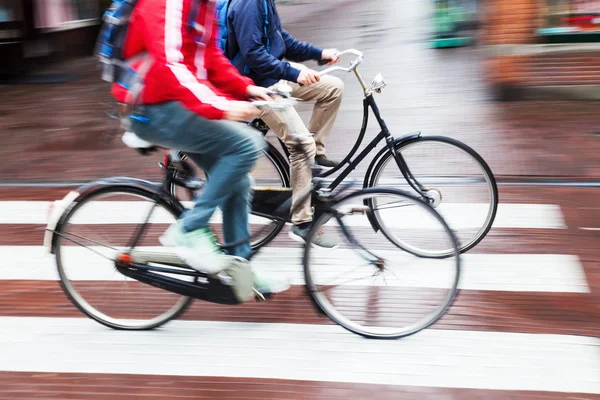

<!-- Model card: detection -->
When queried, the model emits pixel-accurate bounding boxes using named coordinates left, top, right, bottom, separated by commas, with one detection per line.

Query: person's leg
left=260, top=97, right=315, bottom=227
left=175, top=152, right=290, bottom=294
left=131, top=101, right=264, bottom=272
left=184, top=153, right=253, bottom=261
left=287, top=63, right=345, bottom=167
left=260, top=86, right=338, bottom=249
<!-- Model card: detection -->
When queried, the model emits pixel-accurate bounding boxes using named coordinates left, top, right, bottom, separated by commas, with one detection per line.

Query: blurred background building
left=483, top=0, right=600, bottom=100
left=0, top=0, right=102, bottom=76
left=3, top=0, right=600, bottom=100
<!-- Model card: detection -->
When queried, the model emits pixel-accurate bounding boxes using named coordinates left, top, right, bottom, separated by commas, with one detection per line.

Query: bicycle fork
left=384, top=136, right=440, bottom=208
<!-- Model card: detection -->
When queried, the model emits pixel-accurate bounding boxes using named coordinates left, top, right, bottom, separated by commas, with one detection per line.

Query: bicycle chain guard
left=116, top=252, right=258, bottom=304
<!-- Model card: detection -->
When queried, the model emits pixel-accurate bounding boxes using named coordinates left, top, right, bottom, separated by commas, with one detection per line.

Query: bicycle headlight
left=371, top=73, right=387, bottom=93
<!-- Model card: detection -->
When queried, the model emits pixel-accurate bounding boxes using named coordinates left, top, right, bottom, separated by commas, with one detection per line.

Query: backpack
left=215, top=0, right=233, bottom=54
left=95, top=0, right=199, bottom=102
left=95, top=0, right=140, bottom=86
left=215, top=0, right=270, bottom=74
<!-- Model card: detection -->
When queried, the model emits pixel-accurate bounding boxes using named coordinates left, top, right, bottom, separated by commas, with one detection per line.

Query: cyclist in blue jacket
left=224, top=0, right=344, bottom=246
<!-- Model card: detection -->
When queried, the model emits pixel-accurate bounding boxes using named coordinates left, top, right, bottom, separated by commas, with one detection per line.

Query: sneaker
left=315, top=155, right=339, bottom=168
left=289, top=224, right=338, bottom=250
left=253, top=269, right=291, bottom=296
left=159, top=222, right=228, bottom=274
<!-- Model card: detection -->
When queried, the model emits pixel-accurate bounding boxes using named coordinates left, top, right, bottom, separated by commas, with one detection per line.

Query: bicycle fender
left=45, top=177, right=181, bottom=255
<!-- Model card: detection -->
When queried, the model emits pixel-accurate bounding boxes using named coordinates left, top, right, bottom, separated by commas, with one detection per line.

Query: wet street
left=0, top=0, right=599, bottom=398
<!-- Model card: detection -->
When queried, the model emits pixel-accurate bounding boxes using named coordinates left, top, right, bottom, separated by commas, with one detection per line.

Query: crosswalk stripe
left=0, top=317, right=598, bottom=393
left=0, top=195, right=591, bottom=398
left=0, top=246, right=589, bottom=293
left=0, top=201, right=566, bottom=229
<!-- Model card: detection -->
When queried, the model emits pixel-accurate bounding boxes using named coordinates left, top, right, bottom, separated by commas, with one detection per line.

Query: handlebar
left=250, top=97, right=296, bottom=111
left=250, top=84, right=298, bottom=110
left=249, top=48, right=365, bottom=134
left=318, top=49, right=364, bottom=76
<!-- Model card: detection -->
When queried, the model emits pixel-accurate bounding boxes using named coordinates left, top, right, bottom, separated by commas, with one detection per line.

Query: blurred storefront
left=0, top=0, right=101, bottom=76
left=483, top=0, right=600, bottom=100
left=430, top=0, right=479, bottom=48
left=539, top=0, right=600, bottom=40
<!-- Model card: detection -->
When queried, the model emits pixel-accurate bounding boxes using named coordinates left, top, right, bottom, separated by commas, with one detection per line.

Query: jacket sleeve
left=231, top=0, right=301, bottom=83
left=280, top=29, right=322, bottom=62
left=140, top=0, right=235, bottom=120
left=205, top=19, right=254, bottom=100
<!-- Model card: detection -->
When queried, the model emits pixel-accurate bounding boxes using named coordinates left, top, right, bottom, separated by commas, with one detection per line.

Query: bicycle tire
left=303, top=187, right=461, bottom=339
left=55, top=185, right=193, bottom=331
left=368, top=136, right=498, bottom=257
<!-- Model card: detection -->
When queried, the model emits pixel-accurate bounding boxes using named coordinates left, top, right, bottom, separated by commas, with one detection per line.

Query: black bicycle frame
left=145, top=93, right=434, bottom=252
left=279, top=94, right=430, bottom=198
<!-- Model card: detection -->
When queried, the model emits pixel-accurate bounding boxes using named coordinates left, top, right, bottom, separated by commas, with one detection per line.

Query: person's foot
left=315, top=154, right=339, bottom=168
left=289, top=224, right=338, bottom=249
left=253, top=269, right=291, bottom=296
left=159, top=222, right=229, bottom=274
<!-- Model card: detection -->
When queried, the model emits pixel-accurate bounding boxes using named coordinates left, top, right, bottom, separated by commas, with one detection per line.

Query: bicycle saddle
left=122, top=131, right=159, bottom=155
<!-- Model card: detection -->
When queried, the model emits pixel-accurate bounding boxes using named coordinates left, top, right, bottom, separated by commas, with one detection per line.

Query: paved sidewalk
left=1, top=0, right=599, bottom=183
left=276, top=0, right=360, bottom=24
left=0, top=1, right=599, bottom=399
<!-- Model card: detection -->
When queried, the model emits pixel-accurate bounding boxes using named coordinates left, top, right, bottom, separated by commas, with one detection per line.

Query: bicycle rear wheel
left=55, top=186, right=193, bottom=330
left=303, top=188, right=461, bottom=339
left=369, top=136, right=498, bottom=257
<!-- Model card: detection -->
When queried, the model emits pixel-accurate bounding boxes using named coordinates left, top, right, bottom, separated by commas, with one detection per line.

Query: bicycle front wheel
left=369, top=136, right=498, bottom=257
left=55, top=186, right=193, bottom=330
left=303, top=188, right=461, bottom=339
left=171, top=141, right=291, bottom=250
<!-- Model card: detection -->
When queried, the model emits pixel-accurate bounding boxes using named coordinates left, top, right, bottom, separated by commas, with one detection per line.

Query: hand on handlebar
left=224, top=101, right=262, bottom=122
left=320, top=48, right=341, bottom=65
left=246, top=85, right=274, bottom=102
left=318, top=48, right=364, bottom=76
left=297, top=68, right=321, bottom=86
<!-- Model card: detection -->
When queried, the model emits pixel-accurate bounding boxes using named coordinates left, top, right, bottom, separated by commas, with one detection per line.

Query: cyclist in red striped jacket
left=113, top=0, right=291, bottom=295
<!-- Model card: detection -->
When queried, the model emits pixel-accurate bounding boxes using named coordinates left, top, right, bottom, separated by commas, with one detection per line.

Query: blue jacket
left=226, top=0, right=323, bottom=87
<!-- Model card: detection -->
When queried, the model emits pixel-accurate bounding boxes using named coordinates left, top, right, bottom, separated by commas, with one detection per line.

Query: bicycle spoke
left=127, top=202, right=158, bottom=249
left=54, top=230, right=119, bottom=251
left=372, top=200, right=416, bottom=211
left=319, top=271, right=379, bottom=293
left=318, top=263, right=375, bottom=292
left=334, top=213, right=383, bottom=263
left=51, top=230, right=115, bottom=261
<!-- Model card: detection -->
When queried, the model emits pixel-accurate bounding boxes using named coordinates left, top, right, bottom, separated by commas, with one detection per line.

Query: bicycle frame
left=161, top=61, right=438, bottom=232
left=276, top=79, right=432, bottom=202
left=116, top=50, right=441, bottom=251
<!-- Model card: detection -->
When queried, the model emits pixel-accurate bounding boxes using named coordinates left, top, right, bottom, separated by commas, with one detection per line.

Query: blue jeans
left=131, top=101, right=266, bottom=260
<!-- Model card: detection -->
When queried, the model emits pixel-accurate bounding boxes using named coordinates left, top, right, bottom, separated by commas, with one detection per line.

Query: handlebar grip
left=318, top=59, right=329, bottom=66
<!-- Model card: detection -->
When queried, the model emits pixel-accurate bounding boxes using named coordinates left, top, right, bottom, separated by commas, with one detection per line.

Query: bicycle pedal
left=253, top=288, right=274, bottom=302
left=253, top=288, right=266, bottom=302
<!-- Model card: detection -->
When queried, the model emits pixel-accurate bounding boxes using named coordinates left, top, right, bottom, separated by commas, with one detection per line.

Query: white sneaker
left=159, top=223, right=229, bottom=274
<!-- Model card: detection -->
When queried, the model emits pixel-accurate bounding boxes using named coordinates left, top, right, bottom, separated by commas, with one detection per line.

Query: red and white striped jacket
left=111, top=0, right=254, bottom=120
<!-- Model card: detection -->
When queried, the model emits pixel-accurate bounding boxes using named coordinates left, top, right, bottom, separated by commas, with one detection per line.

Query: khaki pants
left=260, top=63, right=344, bottom=225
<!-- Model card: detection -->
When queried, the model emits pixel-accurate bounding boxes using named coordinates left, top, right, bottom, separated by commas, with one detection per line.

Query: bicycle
left=170, top=49, right=498, bottom=258
left=44, top=97, right=462, bottom=339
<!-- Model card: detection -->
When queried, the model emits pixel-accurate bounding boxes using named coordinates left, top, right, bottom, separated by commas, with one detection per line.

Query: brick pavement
left=0, top=0, right=599, bottom=399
